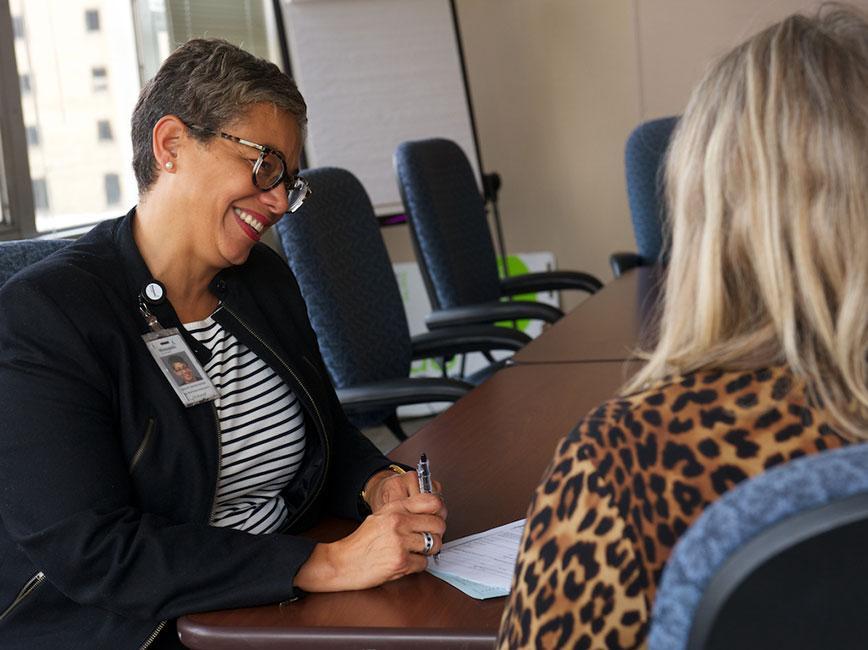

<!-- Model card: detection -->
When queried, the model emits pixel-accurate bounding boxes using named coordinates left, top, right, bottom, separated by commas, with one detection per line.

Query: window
left=91, top=66, right=107, bottom=92
left=32, top=178, right=49, bottom=212
left=85, top=9, right=100, bottom=32
left=104, top=173, right=120, bottom=206
left=4, top=0, right=140, bottom=232
left=97, top=120, right=113, bottom=142
left=2, top=0, right=279, bottom=234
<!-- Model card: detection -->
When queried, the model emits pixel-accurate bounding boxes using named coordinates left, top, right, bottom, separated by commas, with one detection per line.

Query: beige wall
left=636, top=0, right=849, bottom=118
left=384, top=0, right=868, bottom=309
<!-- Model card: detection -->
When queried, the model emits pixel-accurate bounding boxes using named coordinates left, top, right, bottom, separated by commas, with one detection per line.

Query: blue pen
left=417, top=453, right=440, bottom=561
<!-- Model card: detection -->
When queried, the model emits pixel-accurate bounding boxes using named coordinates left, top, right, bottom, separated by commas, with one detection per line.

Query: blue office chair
left=275, top=167, right=529, bottom=441
left=649, top=442, right=868, bottom=650
left=611, top=116, right=679, bottom=277
left=0, top=239, right=72, bottom=287
left=394, top=138, right=603, bottom=331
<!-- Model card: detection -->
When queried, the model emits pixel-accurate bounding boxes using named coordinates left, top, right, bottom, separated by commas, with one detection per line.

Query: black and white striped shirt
left=186, top=311, right=306, bottom=534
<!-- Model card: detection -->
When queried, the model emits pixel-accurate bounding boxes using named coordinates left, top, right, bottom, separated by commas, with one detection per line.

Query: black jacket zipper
left=129, top=417, right=155, bottom=473
left=0, top=572, right=45, bottom=623
left=138, top=620, right=166, bottom=650
left=207, top=402, right=222, bottom=524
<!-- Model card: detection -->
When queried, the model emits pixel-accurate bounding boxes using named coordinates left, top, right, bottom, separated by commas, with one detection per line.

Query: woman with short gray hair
left=0, top=39, right=446, bottom=649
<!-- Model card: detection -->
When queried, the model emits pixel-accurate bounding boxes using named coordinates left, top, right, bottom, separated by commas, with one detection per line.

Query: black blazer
left=0, top=209, right=392, bottom=649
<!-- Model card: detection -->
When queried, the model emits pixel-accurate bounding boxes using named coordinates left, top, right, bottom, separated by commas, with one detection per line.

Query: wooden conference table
left=178, top=268, right=655, bottom=649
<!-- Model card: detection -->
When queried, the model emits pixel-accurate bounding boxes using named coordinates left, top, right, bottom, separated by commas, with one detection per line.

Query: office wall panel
left=636, top=0, right=868, bottom=119
left=452, top=0, right=638, bottom=307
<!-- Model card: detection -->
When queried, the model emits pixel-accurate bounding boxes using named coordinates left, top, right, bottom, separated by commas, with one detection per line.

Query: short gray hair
left=131, top=38, right=307, bottom=195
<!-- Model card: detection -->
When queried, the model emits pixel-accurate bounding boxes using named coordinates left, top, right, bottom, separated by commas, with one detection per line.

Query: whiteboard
left=280, top=0, right=481, bottom=216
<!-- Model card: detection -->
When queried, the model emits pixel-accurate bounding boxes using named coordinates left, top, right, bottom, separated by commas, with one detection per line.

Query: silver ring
left=421, top=531, right=434, bottom=556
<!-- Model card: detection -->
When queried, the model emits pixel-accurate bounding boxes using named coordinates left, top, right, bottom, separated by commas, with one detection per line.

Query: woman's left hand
left=365, top=470, right=447, bottom=520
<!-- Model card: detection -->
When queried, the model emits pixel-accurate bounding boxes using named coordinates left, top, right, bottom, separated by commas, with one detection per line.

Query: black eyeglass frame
left=183, top=123, right=310, bottom=212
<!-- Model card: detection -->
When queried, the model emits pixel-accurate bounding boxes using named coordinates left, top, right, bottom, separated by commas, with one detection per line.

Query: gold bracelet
left=361, top=464, right=407, bottom=504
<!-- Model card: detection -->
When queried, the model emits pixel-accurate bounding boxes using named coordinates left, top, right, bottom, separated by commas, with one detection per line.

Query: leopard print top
left=497, top=366, right=847, bottom=649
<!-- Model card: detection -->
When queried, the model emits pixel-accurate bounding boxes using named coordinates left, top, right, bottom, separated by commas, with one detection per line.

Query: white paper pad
left=426, top=519, right=526, bottom=599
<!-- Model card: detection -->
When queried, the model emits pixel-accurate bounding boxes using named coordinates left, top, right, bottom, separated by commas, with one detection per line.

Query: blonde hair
left=625, top=4, right=868, bottom=439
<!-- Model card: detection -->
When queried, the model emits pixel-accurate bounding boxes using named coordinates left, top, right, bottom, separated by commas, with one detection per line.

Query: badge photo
left=143, top=328, right=219, bottom=407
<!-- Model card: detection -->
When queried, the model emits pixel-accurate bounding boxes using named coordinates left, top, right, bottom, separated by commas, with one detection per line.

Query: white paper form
left=426, top=519, right=526, bottom=599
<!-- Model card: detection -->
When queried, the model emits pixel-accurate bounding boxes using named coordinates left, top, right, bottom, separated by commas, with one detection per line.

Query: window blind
left=165, top=0, right=272, bottom=61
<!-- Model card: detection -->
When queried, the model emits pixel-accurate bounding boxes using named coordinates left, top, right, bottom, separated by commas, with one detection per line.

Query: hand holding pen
left=361, top=461, right=444, bottom=515
left=297, top=462, right=446, bottom=591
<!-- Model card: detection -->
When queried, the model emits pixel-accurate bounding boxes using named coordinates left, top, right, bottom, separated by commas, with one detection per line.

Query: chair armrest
left=424, top=301, right=564, bottom=329
left=609, top=251, right=646, bottom=278
left=336, top=377, right=472, bottom=413
left=410, top=325, right=531, bottom=359
left=499, top=270, right=603, bottom=296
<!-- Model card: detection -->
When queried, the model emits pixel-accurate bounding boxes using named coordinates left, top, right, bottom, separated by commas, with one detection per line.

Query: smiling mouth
left=233, top=207, right=266, bottom=234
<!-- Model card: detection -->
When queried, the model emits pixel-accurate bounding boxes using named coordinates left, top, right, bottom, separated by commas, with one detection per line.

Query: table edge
left=178, top=619, right=497, bottom=649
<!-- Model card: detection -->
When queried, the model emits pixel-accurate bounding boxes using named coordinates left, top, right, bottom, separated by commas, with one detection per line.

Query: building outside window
left=25, top=126, right=39, bottom=146
left=2, top=0, right=277, bottom=235
left=5, top=0, right=144, bottom=232
left=104, top=173, right=120, bottom=206
left=91, top=66, right=107, bottom=91
left=84, top=8, right=99, bottom=32
left=31, top=178, right=49, bottom=212
left=97, top=119, right=113, bottom=142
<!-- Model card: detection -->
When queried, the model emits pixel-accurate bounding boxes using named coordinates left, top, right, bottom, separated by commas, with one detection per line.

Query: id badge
left=143, top=328, right=219, bottom=407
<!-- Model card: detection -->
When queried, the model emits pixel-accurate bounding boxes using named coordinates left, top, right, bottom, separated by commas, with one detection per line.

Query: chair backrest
left=394, top=138, right=502, bottom=310
left=649, top=443, right=868, bottom=650
left=0, top=239, right=72, bottom=288
left=624, top=116, right=678, bottom=264
left=274, top=167, right=412, bottom=404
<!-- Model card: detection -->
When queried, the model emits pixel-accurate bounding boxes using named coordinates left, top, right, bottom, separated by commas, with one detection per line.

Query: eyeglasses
left=184, top=124, right=310, bottom=213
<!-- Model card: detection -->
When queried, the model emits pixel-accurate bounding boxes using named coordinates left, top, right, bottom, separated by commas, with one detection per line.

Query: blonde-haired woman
left=498, top=5, right=867, bottom=649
